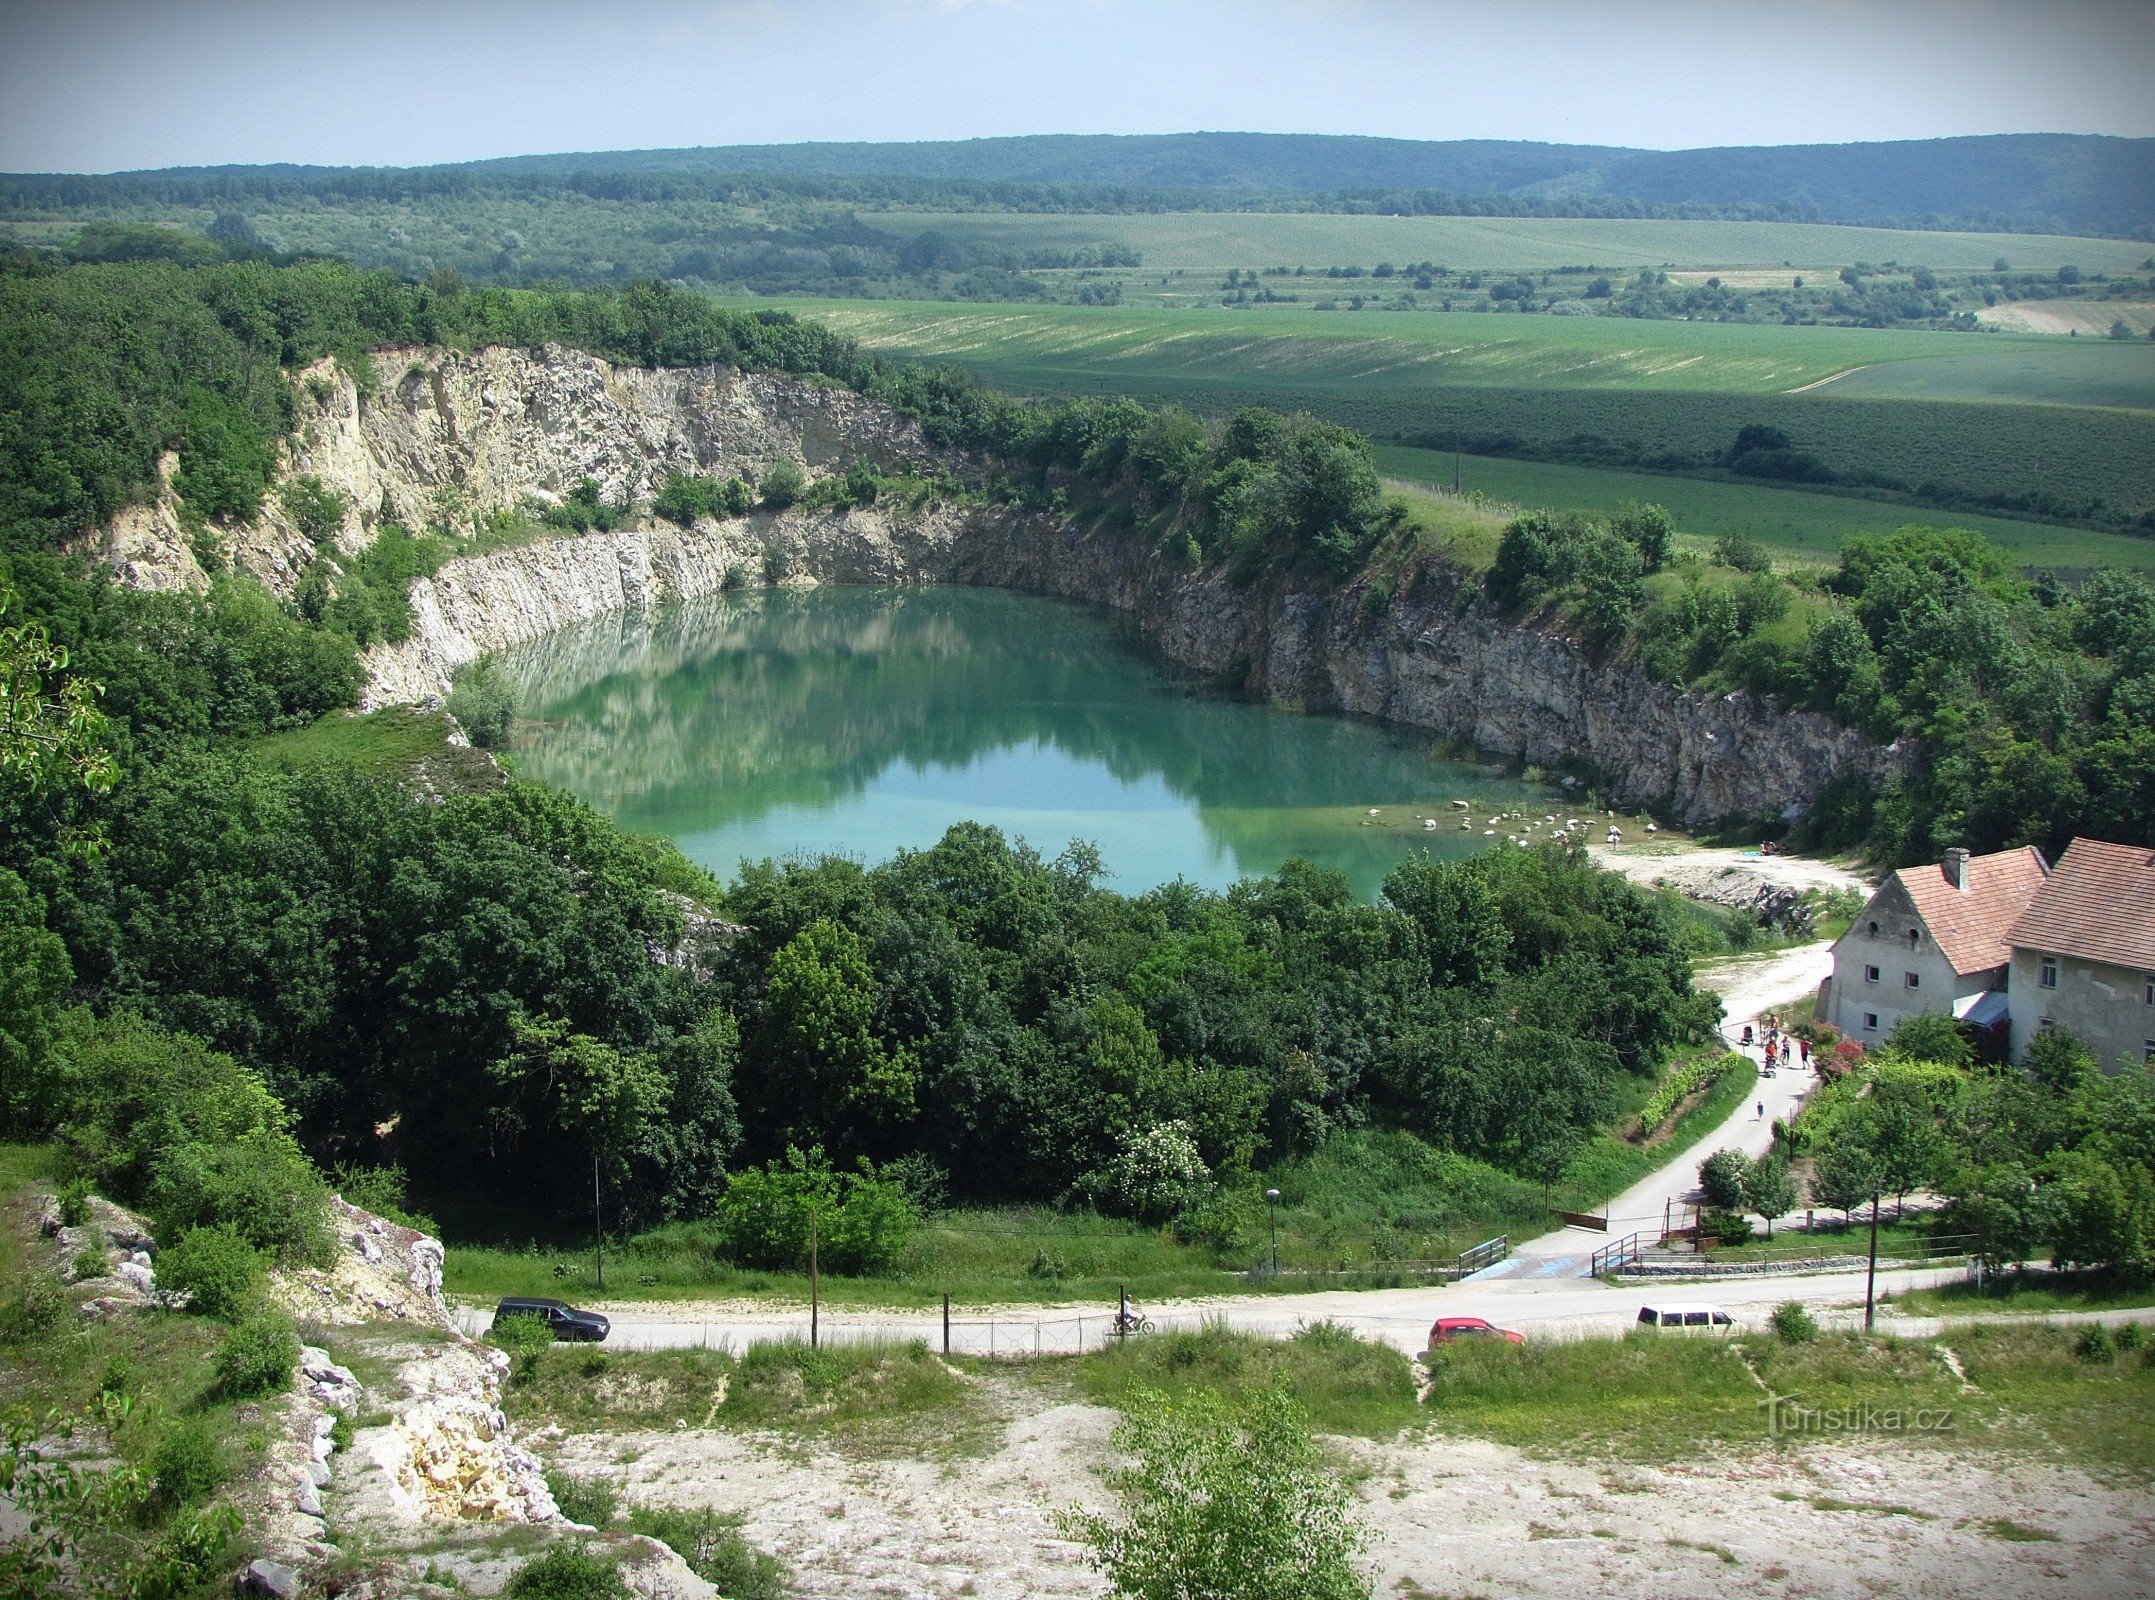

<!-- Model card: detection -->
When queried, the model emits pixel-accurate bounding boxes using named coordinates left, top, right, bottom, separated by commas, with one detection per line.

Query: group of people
left=1743, top=1013, right=1811, bottom=1118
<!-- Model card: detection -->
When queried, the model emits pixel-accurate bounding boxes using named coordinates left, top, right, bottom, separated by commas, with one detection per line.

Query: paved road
left=1475, top=939, right=1833, bottom=1279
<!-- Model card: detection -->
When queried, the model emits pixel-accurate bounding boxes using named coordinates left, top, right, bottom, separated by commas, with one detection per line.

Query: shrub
left=1770, top=1301, right=1819, bottom=1343
left=1083, top=1121, right=1214, bottom=1226
left=1697, top=1148, right=1751, bottom=1211
left=156, top=1224, right=265, bottom=1321
left=213, top=1314, right=301, bottom=1399
left=1701, top=1208, right=1754, bottom=1246
left=1640, top=1056, right=1736, bottom=1135
left=1061, top=1383, right=1367, bottom=1600
left=56, top=1177, right=92, bottom=1228
left=446, top=658, right=517, bottom=749
left=278, top=476, right=349, bottom=545
left=757, top=460, right=806, bottom=510
left=505, top=1545, right=629, bottom=1600
left=545, top=1467, right=618, bottom=1528
left=73, top=1245, right=109, bottom=1280
left=0, top=1267, right=68, bottom=1342
left=147, top=1420, right=227, bottom=1513
left=627, top=1506, right=788, bottom=1599
left=489, top=1305, right=557, bottom=1384
left=713, top=1147, right=917, bottom=1275
left=2076, top=1324, right=2118, bottom=1362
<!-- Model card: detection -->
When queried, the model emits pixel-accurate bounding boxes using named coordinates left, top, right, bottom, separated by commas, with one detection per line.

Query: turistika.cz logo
left=1759, top=1393, right=1955, bottom=1437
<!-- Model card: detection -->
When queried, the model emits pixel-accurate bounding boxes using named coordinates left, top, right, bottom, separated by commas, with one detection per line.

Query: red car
left=1428, top=1315, right=1526, bottom=1347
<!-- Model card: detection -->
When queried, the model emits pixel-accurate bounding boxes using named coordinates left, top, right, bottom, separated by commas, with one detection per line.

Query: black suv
left=493, top=1297, right=610, bottom=1343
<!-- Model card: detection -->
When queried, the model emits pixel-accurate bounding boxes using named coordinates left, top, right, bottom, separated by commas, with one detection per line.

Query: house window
left=1864, top=964, right=1880, bottom=983
left=1863, top=1012, right=1879, bottom=1032
left=2146, top=1041, right=2155, bottom=1065
left=2038, top=1016, right=2054, bottom=1034
left=2040, top=957, right=2059, bottom=990
left=2144, top=974, right=2153, bottom=1005
left=1908, top=928, right=1920, bottom=948
left=1905, top=972, right=1920, bottom=990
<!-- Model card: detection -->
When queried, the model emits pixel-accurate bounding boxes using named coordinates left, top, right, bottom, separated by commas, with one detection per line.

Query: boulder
left=238, top=1559, right=300, bottom=1599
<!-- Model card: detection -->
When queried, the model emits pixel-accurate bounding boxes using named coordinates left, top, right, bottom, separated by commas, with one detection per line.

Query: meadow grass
left=249, top=706, right=503, bottom=787
left=843, top=211, right=2155, bottom=276
left=1375, top=446, right=2155, bottom=573
left=499, top=1336, right=994, bottom=1456
left=1422, top=1322, right=2155, bottom=1477
left=1889, top=1267, right=2155, bottom=1317
left=1067, top=1319, right=1421, bottom=1439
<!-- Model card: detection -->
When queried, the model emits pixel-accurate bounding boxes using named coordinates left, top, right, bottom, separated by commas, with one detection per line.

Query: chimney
left=1943, top=847, right=1970, bottom=890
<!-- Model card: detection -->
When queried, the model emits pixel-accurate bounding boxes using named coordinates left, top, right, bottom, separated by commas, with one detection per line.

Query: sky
left=0, top=0, right=2149, bottom=173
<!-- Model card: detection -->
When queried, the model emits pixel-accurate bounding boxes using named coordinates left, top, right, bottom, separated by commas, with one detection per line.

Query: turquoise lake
left=499, top=586, right=1565, bottom=900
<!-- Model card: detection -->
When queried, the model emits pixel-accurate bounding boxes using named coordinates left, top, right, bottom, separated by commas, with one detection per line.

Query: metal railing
left=1457, top=1234, right=1511, bottom=1276
left=1590, top=1232, right=1644, bottom=1276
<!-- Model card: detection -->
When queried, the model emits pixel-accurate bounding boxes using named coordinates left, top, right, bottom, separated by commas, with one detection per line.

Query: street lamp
left=1264, top=1188, right=1282, bottom=1278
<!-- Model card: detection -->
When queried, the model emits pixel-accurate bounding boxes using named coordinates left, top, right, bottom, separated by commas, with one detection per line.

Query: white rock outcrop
left=98, top=342, right=1904, bottom=828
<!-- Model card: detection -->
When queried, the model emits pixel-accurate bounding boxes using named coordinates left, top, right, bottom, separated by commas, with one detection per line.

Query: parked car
left=1636, top=1302, right=1734, bottom=1333
left=1428, top=1315, right=1526, bottom=1347
left=493, top=1297, right=610, bottom=1342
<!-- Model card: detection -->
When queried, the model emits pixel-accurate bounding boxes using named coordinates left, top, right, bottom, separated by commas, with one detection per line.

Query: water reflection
left=500, top=587, right=1560, bottom=898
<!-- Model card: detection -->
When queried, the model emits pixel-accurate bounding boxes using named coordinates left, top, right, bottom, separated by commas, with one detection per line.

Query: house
left=2004, top=838, right=2155, bottom=1072
left=1819, top=845, right=2048, bottom=1048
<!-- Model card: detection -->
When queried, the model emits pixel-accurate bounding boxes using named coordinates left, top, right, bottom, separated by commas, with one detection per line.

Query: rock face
left=266, top=1197, right=452, bottom=1326
left=101, top=342, right=1904, bottom=828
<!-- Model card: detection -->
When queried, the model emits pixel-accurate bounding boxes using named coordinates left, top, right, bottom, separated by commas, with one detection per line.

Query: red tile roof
left=2006, top=838, right=2155, bottom=972
left=1894, top=846, right=2049, bottom=977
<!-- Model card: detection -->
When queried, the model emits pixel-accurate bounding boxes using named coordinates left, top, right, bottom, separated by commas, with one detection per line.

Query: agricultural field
left=787, top=296, right=2100, bottom=395
left=1805, top=338, right=2155, bottom=406
left=763, top=296, right=2155, bottom=522
left=1372, top=444, right=2155, bottom=572
left=851, top=209, right=2155, bottom=275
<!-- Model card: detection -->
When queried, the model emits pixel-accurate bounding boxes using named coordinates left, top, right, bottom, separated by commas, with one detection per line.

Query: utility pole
left=593, top=1149, right=604, bottom=1292
left=809, top=1207, right=820, bottom=1350
left=1453, top=431, right=1462, bottom=495
left=1265, top=1188, right=1281, bottom=1277
left=1863, top=1191, right=1882, bottom=1332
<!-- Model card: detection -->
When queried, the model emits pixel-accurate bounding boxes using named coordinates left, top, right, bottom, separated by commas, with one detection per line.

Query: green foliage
left=1639, top=1053, right=1738, bottom=1135
left=489, top=1306, right=558, bottom=1385
left=1, top=578, right=119, bottom=807
left=210, top=1314, right=299, bottom=1399
left=1079, top=1320, right=1417, bottom=1440
left=504, top=1545, right=630, bottom=1600
left=544, top=1467, right=618, bottom=1527
left=713, top=1146, right=918, bottom=1275
left=1062, top=1382, right=1369, bottom=1600
left=652, top=471, right=755, bottom=526
left=1742, top=1153, right=1799, bottom=1233
left=757, top=460, right=806, bottom=510
left=624, top=1506, right=789, bottom=1599
left=1697, top=1148, right=1749, bottom=1211
left=276, top=476, right=348, bottom=545
left=0, top=1266, right=67, bottom=1342
left=155, top=1225, right=264, bottom=1321
left=172, top=388, right=278, bottom=524
left=1770, top=1300, right=1820, bottom=1343
left=145, top=1419, right=226, bottom=1513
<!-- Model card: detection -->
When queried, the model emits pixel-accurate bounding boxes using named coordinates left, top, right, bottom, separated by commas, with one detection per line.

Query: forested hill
left=10, top=131, right=2152, bottom=236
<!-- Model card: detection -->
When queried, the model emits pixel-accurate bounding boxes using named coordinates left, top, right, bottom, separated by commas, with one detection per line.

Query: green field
left=791, top=297, right=2099, bottom=395
left=755, top=297, right=2155, bottom=519
left=1808, top=341, right=2155, bottom=407
left=852, top=210, right=2155, bottom=275
left=1374, top=445, right=2155, bottom=572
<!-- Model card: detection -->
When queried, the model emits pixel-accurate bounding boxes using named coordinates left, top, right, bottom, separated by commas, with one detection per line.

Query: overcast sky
left=1, top=0, right=2149, bottom=173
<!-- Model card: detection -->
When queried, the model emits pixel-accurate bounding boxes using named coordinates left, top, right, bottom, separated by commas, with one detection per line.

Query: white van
left=1637, top=1303, right=1735, bottom=1332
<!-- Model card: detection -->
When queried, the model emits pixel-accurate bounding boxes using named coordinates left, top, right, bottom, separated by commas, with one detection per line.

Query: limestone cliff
left=101, top=342, right=1903, bottom=828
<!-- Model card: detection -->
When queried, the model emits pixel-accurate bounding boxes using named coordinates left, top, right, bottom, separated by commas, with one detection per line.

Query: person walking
left=1800, top=1038, right=1811, bottom=1067
left=1757, top=1100, right=1766, bottom=1120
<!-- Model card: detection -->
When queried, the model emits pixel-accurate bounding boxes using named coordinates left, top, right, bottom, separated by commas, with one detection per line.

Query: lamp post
left=1264, top=1188, right=1281, bottom=1278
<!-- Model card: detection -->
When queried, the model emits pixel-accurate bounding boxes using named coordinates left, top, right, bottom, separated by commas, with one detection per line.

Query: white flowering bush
left=1089, top=1121, right=1213, bottom=1225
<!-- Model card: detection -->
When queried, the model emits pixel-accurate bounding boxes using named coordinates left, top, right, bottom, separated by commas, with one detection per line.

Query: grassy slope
left=1808, top=339, right=2155, bottom=408
left=849, top=211, right=2155, bottom=275
left=1375, top=444, right=2155, bottom=572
